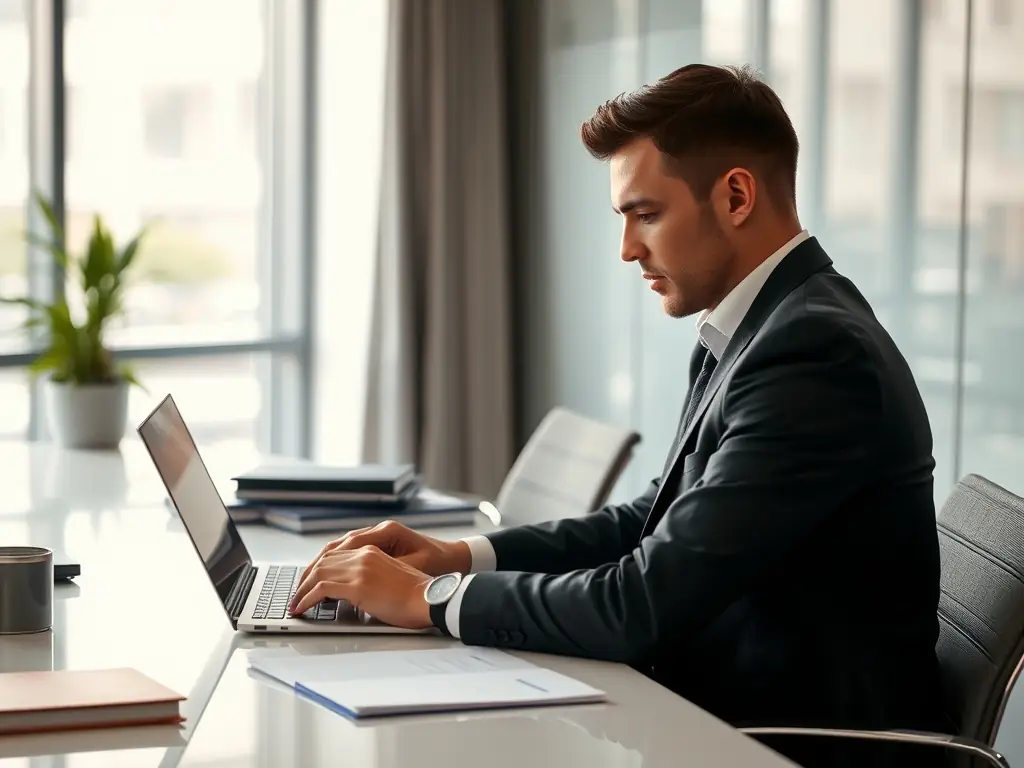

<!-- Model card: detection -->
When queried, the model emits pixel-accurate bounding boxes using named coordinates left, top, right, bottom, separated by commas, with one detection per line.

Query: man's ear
left=720, top=168, right=755, bottom=226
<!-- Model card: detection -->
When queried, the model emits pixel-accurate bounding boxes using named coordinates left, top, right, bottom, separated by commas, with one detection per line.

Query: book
left=261, top=488, right=480, bottom=534
left=247, top=647, right=605, bottom=719
left=233, top=463, right=418, bottom=504
left=0, top=668, right=185, bottom=736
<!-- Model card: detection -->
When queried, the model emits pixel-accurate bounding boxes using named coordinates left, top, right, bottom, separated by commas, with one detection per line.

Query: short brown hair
left=580, top=64, right=798, bottom=207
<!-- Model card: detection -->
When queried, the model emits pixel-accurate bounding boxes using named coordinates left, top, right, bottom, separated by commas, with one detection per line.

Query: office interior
left=1, top=0, right=1022, bottom=763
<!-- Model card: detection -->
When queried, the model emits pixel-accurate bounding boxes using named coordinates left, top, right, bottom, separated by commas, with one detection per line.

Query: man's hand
left=298, top=520, right=471, bottom=587
left=288, top=545, right=434, bottom=629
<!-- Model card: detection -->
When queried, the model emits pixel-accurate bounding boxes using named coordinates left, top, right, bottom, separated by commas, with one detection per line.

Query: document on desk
left=247, top=647, right=606, bottom=719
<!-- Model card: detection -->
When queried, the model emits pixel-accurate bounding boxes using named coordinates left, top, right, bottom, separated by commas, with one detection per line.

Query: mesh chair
left=488, top=407, right=640, bottom=527
left=742, top=474, right=1024, bottom=768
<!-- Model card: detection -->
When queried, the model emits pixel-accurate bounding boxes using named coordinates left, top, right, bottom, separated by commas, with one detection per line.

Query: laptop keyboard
left=251, top=565, right=339, bottom=622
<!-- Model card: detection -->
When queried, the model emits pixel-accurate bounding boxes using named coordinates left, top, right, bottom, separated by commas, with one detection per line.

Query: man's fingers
left=299, top=528, right=374, bottom=582
left=335, top=521, right=394, bottom=552
left=292, top=556, right=336, bottom=612
left=291, top=579, right=351, bottom=616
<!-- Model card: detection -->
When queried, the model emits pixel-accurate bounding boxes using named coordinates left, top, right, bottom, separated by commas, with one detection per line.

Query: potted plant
left=0, top=192, right=146, bottom=449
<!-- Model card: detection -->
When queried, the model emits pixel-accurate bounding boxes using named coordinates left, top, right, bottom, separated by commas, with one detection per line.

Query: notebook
left=247, top=647, right=606, bottom=719
left=232, top=463, right=419, bottom=504
left=0, top=668, right=185, bottom=736
left=261, top=488, right=480, bottom=534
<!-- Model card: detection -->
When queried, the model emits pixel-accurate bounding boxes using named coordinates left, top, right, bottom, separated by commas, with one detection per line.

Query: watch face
left=426, top=573, right=460, bottom=604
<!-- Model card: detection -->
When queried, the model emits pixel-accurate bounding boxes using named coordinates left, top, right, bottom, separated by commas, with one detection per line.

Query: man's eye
left=637, top=212, right=658, bottom=224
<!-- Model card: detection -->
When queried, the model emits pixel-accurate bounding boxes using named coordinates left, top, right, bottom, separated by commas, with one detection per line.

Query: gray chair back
left=937, top=473, right=1024, bottom=751
left=493, top=407, right=640, bottom=526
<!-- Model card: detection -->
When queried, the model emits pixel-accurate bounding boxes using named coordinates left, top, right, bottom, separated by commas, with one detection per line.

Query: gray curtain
left=362, top=0, right=515, bottom=498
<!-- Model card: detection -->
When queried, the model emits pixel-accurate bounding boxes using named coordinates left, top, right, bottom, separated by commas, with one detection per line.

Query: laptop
left=137, top=393, right=425, bottom=635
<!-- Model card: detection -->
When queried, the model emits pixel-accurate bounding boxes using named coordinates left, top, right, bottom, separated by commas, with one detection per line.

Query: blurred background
left=0, top=0, right=1021, bottom=520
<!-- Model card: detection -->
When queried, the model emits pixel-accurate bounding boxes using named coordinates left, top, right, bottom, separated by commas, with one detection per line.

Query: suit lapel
left=641, top=238, right=834, bottom=537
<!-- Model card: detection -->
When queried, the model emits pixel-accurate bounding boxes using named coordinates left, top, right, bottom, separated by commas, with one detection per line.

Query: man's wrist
left=413, top=577, right=432, bottom=628
left=446, top=540, right=473, bottom=575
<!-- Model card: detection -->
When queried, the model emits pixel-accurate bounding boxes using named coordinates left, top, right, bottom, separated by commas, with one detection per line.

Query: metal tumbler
left=0, top=547, right=53, bottom=635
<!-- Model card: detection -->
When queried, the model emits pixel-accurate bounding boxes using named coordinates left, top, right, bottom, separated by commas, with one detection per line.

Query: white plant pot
left=44, top=379, right=129, bottom=450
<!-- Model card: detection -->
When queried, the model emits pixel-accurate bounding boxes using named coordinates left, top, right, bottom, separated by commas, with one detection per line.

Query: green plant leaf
left=31, top=192, right=68, bottom=269
left=116, top=224, right=149, bottom=276
left=118, top=363, right=147, bottom=393
left=0, top=295, right=46, bottom=312
left=22, top=231, right=70, bottom=269
left=82, top=216, right=114, bottom=292
left=27, top=349, right=64, bottom=379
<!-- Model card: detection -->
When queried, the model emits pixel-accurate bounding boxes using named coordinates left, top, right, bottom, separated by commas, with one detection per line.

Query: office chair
left=489, top=407, right=640, bottom=527
left=743, top=473, right=1024, bottom=768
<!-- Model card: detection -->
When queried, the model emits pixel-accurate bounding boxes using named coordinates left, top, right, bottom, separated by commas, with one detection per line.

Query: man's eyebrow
left=614, top=198, right=657, bottom=215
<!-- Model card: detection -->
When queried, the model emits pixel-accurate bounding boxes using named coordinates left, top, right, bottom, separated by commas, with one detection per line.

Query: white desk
left=0, top=440, right=797, bottom=767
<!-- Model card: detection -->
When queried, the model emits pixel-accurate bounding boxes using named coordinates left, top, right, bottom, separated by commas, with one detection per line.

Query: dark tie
left=681, top=345, right=718, bottom=434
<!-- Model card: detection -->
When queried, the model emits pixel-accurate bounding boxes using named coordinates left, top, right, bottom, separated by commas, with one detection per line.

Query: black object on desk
left=49, top=546, right=80, bottom=581
left=54, top=561, right=80, bottom=582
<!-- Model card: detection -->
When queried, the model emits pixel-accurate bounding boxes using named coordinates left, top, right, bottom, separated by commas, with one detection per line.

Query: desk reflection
left=175, top=634, right=733, bottom=768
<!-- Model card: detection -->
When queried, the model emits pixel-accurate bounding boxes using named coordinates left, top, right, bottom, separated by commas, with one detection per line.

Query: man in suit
left=290, top=64, right=947, bottom=767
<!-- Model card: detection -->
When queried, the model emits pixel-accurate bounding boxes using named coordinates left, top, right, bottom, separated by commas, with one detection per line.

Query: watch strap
left=430, top=600, right=451, bottom=636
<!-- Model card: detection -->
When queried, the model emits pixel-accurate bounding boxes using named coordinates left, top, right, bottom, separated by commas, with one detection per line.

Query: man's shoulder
left=753, top=270, right=885, bottom=358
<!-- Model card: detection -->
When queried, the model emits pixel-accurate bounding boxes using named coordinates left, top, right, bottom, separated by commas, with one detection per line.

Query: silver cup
left=0, top=547, right=53, bottom=635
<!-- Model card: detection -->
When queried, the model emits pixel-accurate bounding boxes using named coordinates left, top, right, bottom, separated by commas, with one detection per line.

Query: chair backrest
left=493, top=407, right=640, bottom=526
left=936, top=473, right=1024, bottom=747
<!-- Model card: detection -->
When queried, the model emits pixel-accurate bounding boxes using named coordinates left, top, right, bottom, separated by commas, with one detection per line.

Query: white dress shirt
left=441, top=229, right=811, bottom=639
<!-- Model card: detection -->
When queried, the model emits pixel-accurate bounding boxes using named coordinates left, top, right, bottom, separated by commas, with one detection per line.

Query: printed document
left=247, top=647, right=606, bottom=718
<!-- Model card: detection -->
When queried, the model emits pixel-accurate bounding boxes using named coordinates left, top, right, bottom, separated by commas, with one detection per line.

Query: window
left=0, top=3, right=27, bottom=361
left=314, top=0, right=389, bottom=463
left=142, top=88, right=189, bottom=160
left=1, top=1, right=373, bottom=457
left=837, top=79, right=884, bottom=164
left=997, top=91, right=1024, bottom=159
left=0, top=0, right=22, bottom=24
left=0, top=368, right=29, bottom=438
left=237, top=80, right=260, bottom=160
left=125, top=355, right=267, bottom=452
left=65, top=2, right=267, bottom=345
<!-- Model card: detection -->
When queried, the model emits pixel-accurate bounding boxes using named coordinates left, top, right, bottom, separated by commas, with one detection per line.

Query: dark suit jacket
left=456, top=238, right=947, bottom=767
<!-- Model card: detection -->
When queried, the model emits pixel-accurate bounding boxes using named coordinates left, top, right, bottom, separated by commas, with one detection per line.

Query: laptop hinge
left=225, top=563, right=257, bottom=621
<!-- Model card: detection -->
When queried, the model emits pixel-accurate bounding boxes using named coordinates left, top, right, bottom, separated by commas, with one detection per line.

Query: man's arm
left=463, top=479, right=660, bottom=574
left=446, top=319, right=882, bottom=662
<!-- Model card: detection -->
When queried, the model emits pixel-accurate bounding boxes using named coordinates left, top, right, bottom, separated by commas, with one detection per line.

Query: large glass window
left=766, top=0, right=969, bottom=499
left=0, top=0, right=28, bottom=356
left=961, top=2, right=1024, bottom=493
left=314, top=0, right=388, bottom=464
left=64, top=0, right=266, bottom=347
left=125, top=354, right=267, bottom=452
left=0, top=0, right=317, bottom=451
left=0, top=368, right=29, bottom=439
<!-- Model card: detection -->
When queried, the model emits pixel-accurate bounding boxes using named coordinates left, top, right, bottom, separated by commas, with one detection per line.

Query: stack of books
left=221, top=463, right=481, bottom=534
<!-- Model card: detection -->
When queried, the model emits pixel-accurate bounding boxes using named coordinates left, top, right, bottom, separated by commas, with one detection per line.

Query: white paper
left=248, top=647, right=533, bottom=687
left=305, top=667, right=606, bottom=716
left=247, top=647, right=606, bottom=716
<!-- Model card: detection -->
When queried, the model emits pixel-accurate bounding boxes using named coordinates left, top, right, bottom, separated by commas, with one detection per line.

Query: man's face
left=610, top=138, right=737, bottom=318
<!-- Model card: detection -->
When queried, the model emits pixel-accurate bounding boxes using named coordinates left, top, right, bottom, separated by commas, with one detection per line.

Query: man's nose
left=620, top=234, right=645, bottom=263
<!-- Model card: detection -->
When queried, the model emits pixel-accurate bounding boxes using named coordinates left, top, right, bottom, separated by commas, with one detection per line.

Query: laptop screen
left=137, top=394, right=252, bottom=614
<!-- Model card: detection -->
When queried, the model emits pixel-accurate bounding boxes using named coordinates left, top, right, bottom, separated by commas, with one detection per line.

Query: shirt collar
left=696, top=229, right=810, bottom=359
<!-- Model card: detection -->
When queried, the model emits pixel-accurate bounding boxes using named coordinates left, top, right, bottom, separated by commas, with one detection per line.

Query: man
left=290, top=64, right=947, bottom=767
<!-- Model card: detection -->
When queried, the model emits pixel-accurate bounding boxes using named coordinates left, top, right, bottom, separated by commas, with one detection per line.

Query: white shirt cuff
left=461, top=535, right=497, bottom=572
left=444, top=573, right=475, bottom=640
